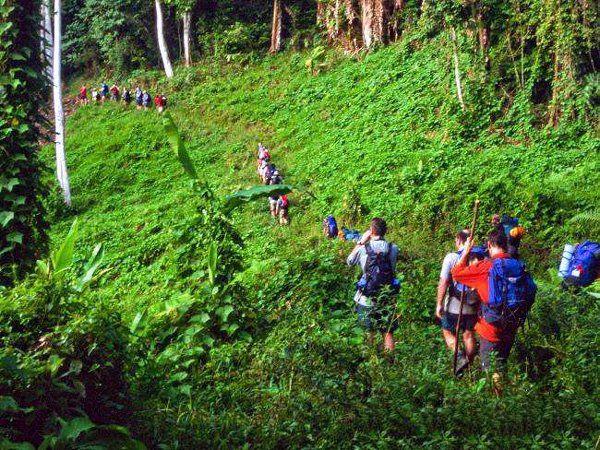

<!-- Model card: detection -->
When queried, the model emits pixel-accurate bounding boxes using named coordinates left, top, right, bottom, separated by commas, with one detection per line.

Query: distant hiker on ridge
left=123, top=87, right=132, bottom=105
left=135, top=87, right=143, bottom=110
left=78, top=85, right=88, bottom=105
left=142, top=91, right=152, bottom=110
left=110, top=83, right=120, bottom=101
left=101, top=82, right=109, bottom=101
left=347, top=218, right=400, bottom=353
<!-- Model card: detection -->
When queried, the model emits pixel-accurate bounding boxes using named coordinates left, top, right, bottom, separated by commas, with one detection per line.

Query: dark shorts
left=441, top=313, right=477, bottom=333
left=480, top=331, right=517, bottom=371
left=356, top=303, right=398, bottom=333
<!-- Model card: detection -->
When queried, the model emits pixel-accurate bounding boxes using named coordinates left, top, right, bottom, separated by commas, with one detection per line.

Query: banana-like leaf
left=74, top=243, right=104, bottom=291
left=52, top=219, right=78, bottom=273
left=207, top=241, right=218, bottom=285
left=224, top=184, right=293, bottom=211
left=162, top=113, right=198, bottom=180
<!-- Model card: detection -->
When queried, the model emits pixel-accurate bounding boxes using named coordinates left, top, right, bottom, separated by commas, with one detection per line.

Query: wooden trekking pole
left=452, top=199, right=480, bottom=375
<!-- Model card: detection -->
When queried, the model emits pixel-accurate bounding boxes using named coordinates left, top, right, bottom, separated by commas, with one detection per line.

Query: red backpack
left=280, top=195, right=288, bottom=208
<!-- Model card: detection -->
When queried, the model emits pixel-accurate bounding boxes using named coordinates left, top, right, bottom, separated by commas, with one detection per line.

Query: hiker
left=492, top=214, right=525, bottom=259
left=347, top=218, right=400, bottom=353
left=267, top=176, right=281, bottom=218
left=78, top=85, right=88, bottom=105
left=110, top=84, right=120, bottom=101
left=154, top=93, right=167, bottom=112
left=142, top=91, right=152, bottom=110
left=135, top=87, right=143, bottom=109
left=451, top=230, right=536, bottom=379
left=123, top=88, right=132, bottom=105
left=436, top=230, right=485, bottom=374
left=262, top=163, right=275, bottom=185
left=269, top=170, right=283, bottom=186
left=276, top=194, right=289, bottom=225
left=101, top=82, right=109, bottom=101
left=258, top=159, right=268, bottom=181
left=257, top=144, right=271, bottom=173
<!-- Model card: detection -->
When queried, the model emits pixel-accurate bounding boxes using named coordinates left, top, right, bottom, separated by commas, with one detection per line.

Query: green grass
left=25, top=36, right=600, bottom=447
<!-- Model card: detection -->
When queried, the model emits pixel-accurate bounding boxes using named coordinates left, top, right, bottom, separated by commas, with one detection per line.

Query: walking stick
left=452, top=199, right=480, bottom=375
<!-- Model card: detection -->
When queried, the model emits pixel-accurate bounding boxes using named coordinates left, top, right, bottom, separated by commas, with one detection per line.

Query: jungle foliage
left=1, top=0, right=599, bottom=448
left=0, top=0, right=48, bottom=284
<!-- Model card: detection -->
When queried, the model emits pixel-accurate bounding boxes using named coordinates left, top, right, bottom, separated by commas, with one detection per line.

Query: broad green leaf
left=47, top=354, right=64, bottom=376
left=130, top=311, right=145, bottom=334
left=57, top=416, right=95, bottom=442
left=0, top=439, right=35, bottom=450
left=6, top=231, right=22, bottom=244
left=170, top=371, right=188, bottom=382
left=52, top=219, right=78, bottom=273
left=162, top=113, right=198, bottom=180
left=75, top=243, right=104, bottom=290
left=207, top=242, right=217, bottom=285
left=216, top=305, right=234, bottom=323
left=224, top=184, right=292, bottom=211
left=0, top=210, right=14, bottom=227
left=36, top=259, right=50, bottom=277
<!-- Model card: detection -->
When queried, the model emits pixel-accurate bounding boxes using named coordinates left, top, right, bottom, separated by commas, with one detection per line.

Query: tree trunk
left=449, top=26, right=466, bottom=111
left=361, top=0, right=394, bottom=48
left=155, top=0, right=173, bottom=78
left=269, top=0, right=283, bottom=53
left=182, top=10, right=192, bottom=66
left=474, top=3, right=490, bottom=71
left=52, top=0, right=71, bottom=206
left=41, top=0, right=53, bottom=79
left=361, top=0, right=375, bottom=48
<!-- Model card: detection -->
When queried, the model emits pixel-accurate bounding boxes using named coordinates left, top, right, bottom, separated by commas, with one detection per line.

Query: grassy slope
left=47, top=37, right=599, bottom=447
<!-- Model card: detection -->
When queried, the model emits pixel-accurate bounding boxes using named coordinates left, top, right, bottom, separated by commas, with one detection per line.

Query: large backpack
left=279, top=195, right=288, bottom=208
left=483, top=258, right=537, bottom=328
left=360, top=243, right=397, bottom=297
left=500, top=215, right=519, bottom=237
left=323, top=215, right=338, bottom=238
left=449, top=249, right=482, bottom=308
left=564, top=241, right=600, bottom=287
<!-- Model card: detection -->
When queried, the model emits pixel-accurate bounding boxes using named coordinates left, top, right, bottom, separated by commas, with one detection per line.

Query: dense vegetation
left=0, top=0, right=48, bottom=284
left=1, top=0, right=599, bottom=447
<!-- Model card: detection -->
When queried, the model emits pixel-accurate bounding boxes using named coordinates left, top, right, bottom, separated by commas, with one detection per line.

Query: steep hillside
left=21, top=39, right=600, bottom=447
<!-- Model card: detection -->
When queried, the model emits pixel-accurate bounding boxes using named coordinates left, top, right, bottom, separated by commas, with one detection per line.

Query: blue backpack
left=483, top=258, right=537, bottom=328
left=359, top=242, right=399, bottom=297
left=501, top=215, right=519, bottom=237
left=323, top=215, right=338, bottom=238
left=564, top=241, right=600, bottom=287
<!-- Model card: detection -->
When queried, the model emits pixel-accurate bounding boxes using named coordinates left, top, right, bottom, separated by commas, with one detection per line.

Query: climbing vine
left=0, top=0, right=48, bottom=283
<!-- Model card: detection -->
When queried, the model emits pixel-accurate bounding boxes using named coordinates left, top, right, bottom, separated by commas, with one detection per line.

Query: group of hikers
left=336, top=211, right=599, bottom=391
left=257, top=143, right=289, bottom=225
left=77, top=83, right=168, bottom=112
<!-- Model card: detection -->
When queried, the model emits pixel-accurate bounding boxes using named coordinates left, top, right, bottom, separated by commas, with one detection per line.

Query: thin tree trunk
left=361, top=0, right=374, bottom=48
left=183, top=10, right=192, bottom=66
left=52, top=0, right=71, bottom=206
left=269, top=0, right=283, bottom=53
left=155, top=0, right=174, bottom=78
left=41, top=0, right=53, bottom=79
left=449, top=26, right=466, bottom=111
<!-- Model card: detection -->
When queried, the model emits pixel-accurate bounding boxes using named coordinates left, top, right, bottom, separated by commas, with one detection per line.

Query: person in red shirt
left=451, top=229, right=519, bottom=372
left=78, top=85, right=88, bottom=105
left=154, top=94, right=166, bottom=113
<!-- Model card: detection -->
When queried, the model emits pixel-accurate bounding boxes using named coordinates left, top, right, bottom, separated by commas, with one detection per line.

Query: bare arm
left=436, top=278, right=449, bottom=319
